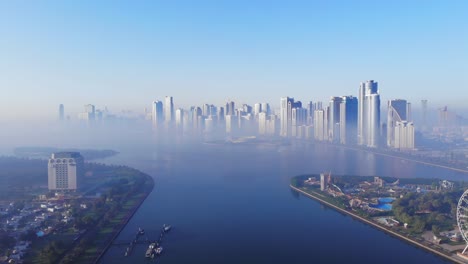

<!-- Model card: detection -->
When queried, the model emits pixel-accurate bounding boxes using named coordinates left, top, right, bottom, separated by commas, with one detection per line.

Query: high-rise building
left=218, top=107, right=225, bottom=122
left=394, top=121, right=415, bottom=149
left=387, top=99, right=411, bottom=148
left=329, top=97, right=343, bottom=142
left=191, top=106, right=202, bottom=131
left=314, top=109, right=326, bottom=141
left=320, top=173, right=331, bottom=191
left=48, top=152, right=84, bottom=191
left=280, top=97, right=301, bottom=137
left=78, top=104, right=96, bottom=125
left=258, top=112, right=267, bottom=135
left=243, top=104, right=252, bottom=114
left=225, top=115, right=234, bottom=133
left=164, top=96, right=174, bottom=125
left=226, top=101, right=235, bottom=116
left=209, top=105, right=217, bottom=118
left=261, top=103, right=270, bottom=115
left=254, top=103, right=262, bottom=116
left=59, top=104, right=65, bottom=121
left=292, top=108, right=307, bottom=137
left=152, top=101, right=164, bottom=129
left=339, top=96, right=358, bottom=144
left=175, top=108, right=184, bottom=132
left=266, top=115, right=277, bottom=135
left=358, top=80, right=380, bottom=147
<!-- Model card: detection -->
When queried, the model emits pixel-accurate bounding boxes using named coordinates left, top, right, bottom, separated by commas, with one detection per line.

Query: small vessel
left=163, top=224, right=171, bottom=232
left=138, top=227, right=145, bottom=235
left=145, top=243, right=156, bottom=258
left=155, top=246, right=163, bottom=255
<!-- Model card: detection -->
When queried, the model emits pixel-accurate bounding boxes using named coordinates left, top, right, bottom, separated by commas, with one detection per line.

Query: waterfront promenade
left=290, top=184, right=466, bottom=264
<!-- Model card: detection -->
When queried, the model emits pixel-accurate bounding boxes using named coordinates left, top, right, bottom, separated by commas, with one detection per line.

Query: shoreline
left=93, top=174, right=155, bottom=264
left=290, top=184, right=465, bottom=264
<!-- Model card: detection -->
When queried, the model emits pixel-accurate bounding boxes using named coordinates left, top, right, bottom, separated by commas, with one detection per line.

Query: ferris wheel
left=457, top=189, right=468, bottom=254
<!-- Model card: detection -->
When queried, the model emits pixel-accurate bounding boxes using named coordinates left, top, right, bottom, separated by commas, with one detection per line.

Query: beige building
left=48, top=152, right=84, bottom=191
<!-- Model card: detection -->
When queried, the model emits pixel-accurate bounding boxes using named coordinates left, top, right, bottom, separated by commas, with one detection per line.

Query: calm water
left=99, top=141, right=465, bottom=263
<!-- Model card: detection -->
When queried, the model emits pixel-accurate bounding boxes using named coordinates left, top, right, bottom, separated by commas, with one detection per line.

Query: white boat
left=155, top=246, right=163, bottom=255
left=163, top=224, right=171, bottom=232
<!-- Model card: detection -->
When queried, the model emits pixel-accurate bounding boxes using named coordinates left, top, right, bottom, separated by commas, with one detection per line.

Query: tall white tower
left=164, top=96, right=174, bottom=125
left=358, top=80, right=380, bottom=147
left=152, top=101, right=164, bottom=129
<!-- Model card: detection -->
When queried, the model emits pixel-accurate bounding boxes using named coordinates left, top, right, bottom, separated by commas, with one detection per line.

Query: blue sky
left=0, top=1, right=467, bottom=120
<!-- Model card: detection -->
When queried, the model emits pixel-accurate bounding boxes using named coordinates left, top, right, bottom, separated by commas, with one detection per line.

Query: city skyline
left=1, top=1, right=467, bottom=120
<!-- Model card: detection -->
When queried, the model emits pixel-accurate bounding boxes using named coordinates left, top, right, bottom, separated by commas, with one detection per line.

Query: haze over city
left=1, top=0, right=467, bottom=122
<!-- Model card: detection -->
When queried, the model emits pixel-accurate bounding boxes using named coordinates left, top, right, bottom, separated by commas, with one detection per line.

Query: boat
left=138, top=227, right=145, bottom=235
left=163, top=224, right=171, bottom=232
left=155, top=246, right=163, bottom=255
left=145, top=243, right=156, bottom=258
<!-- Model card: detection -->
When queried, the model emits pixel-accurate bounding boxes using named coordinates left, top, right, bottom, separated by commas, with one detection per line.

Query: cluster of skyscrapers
left=60, top=79, right=415, bottom=150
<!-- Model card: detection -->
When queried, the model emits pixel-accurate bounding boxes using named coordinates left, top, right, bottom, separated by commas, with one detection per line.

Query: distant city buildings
left=78, top=104, right=96, bottom=125
left=48, top=152, right=84, bottom=191
left=62, top=78, right=426, bottom=151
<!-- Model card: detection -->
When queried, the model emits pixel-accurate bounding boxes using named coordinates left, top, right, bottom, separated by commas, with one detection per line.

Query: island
left=0, top=156, right=154, bottom=264
left=291, top=173, right=468, bottom=263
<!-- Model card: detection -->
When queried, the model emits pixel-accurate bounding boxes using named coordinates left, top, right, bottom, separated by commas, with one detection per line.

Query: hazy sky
left=1, top=1, right=467, bottom=120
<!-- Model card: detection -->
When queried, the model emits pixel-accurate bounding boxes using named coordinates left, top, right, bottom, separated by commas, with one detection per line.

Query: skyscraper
left=358, top=80, right=380, bottom=147
left=254, top=103, right=262, bottom=116
left=387, top=99, right=411, bottom=148
left=202, top=104, right=211, bottom=116
left=339, top=96, right=358, bottom=144
left=314, top=109, right=326, bottom=141
left=394, top=121, right=415, bottom=149
left=280, top=97, right=301, bottom=137
left=59, top=104, right=64, bottom=121
left=78, top=104, right=96, bottom=125
left=292, top=108, right=307, bottom=137
left=329, top=97, right=343, bottom=142
left=226, top=101, right=235, bottom=116
left=48, top=152, right=84, bottom=191
left=165, top=96, right=174, bottom=125
left=152, top=101, right=164, bottom=129
left=261, top=103, right=270, bottom=115
left=258, top=112, right=267, bottom=135
left=175, top=108, right=184, bottom=132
